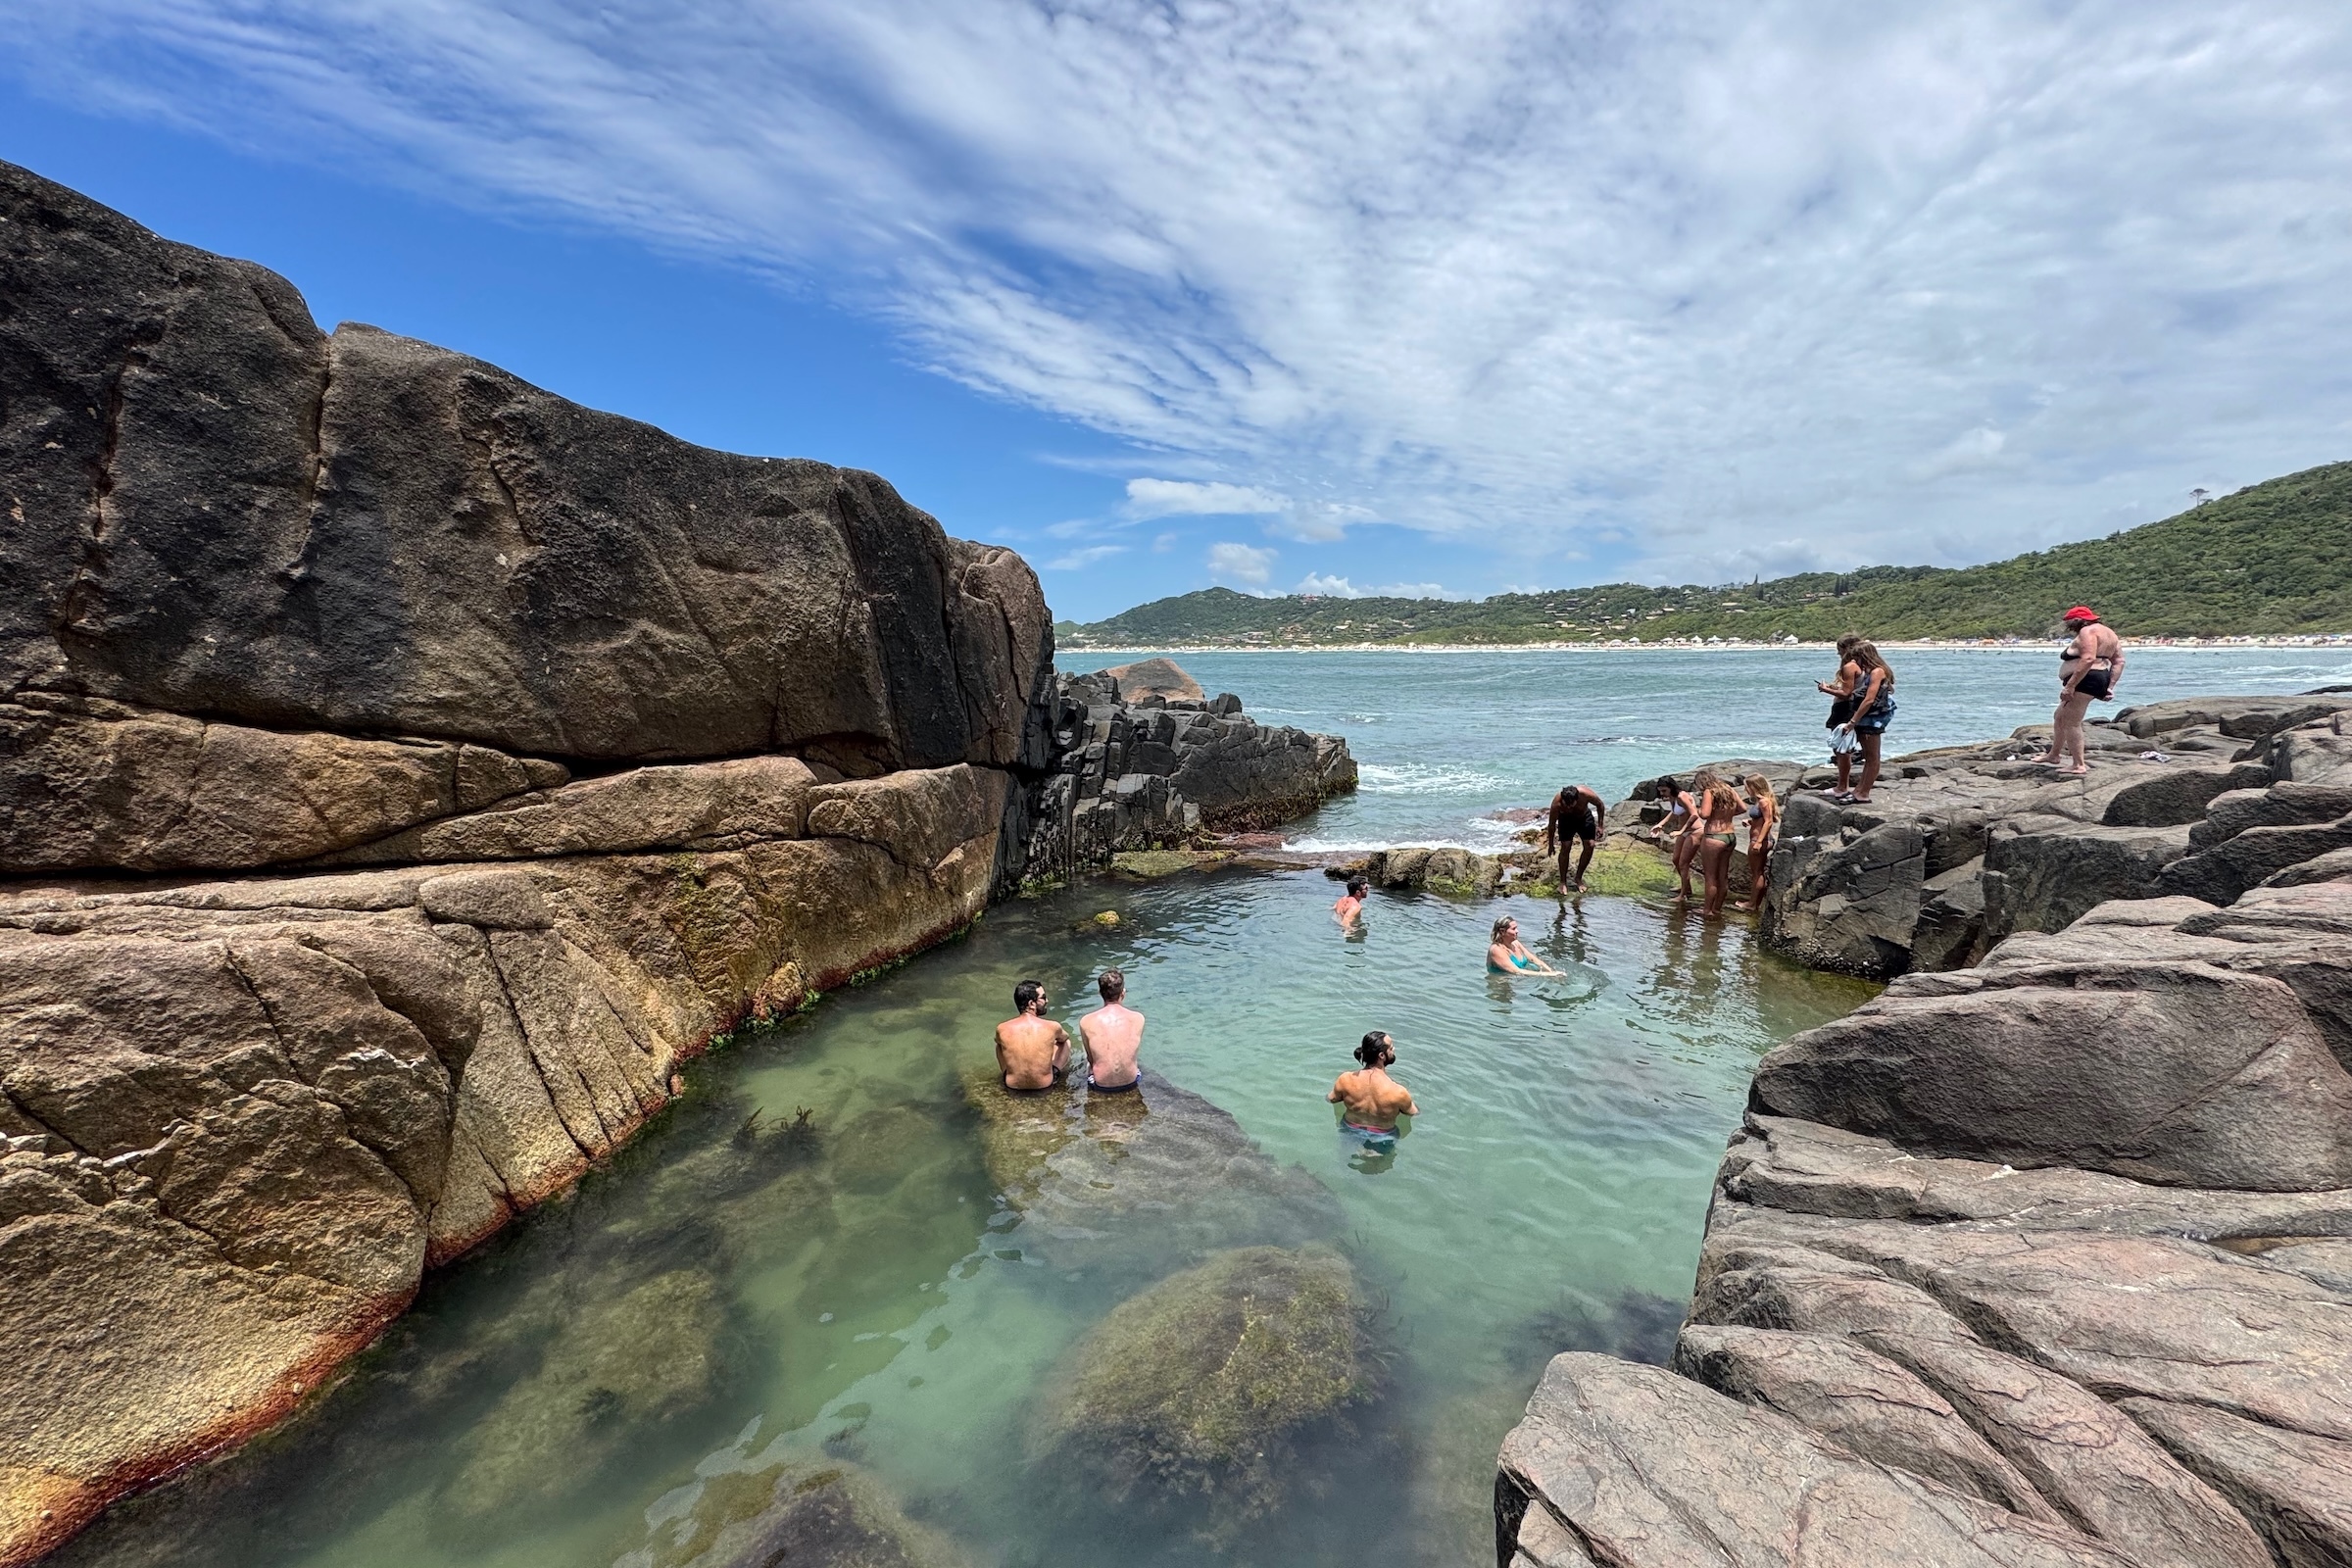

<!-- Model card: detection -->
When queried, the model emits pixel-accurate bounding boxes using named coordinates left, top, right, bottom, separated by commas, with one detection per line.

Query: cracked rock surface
left=1496, top=869, right=2352, bottom=1566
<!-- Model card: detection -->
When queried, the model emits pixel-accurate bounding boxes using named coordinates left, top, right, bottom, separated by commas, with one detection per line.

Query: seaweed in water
left=1514, top=1287, right=1684, bottom=1374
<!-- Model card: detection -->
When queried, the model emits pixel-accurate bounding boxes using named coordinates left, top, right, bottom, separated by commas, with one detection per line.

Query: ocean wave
left=1354, top=761, right=1512, bottom=796
left=1283, top=836, right=1485, bottom=854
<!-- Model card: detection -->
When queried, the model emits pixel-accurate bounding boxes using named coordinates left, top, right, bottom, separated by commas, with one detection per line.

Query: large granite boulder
left=1, top=161, right=1054, bottom=782
left=1497, top=877, right=2352, bottom=1568
left=1032, top=1244, right=1379, bottom=1530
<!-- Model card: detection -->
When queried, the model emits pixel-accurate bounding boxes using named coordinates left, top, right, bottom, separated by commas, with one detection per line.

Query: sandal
left=1830, top=790, right=1857, bottom=804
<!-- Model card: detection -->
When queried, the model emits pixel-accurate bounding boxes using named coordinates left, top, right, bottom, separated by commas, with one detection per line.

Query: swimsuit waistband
left=1087, top=1072, right=1142, bottom=1094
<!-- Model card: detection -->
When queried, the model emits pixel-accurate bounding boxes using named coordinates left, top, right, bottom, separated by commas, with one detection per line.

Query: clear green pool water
left=60, top=869, right=1872, bottom=1568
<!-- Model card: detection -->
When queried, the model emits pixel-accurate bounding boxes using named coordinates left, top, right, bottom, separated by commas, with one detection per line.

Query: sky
left=5, top=2, right=2351, bottom=622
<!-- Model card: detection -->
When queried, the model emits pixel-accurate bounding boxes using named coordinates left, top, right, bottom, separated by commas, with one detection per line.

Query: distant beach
left=1065, top=634, right=2352, bottom=656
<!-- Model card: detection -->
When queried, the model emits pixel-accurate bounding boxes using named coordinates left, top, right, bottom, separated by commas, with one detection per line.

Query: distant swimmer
left=1327, top=1030, right=1418, bottom=1138
left=994, top=979, right=1070, bottom=1093
left=1487, top=914, right=1563, bottom=976
left=1333, top=875, right=1368, bottom=926
left=1543, top=784, right=1606, bottom=892
left=1078, top=967, right=1146, bottom=1092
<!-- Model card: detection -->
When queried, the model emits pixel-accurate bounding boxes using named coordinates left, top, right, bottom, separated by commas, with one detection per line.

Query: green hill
left=1058, top=460, right=2352, bottom=648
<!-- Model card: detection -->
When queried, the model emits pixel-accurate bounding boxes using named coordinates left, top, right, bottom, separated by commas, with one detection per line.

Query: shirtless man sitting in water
left=1078, top=967, right=1145, bottom=1092
left=1327, top=1031, right=1418, bottom=1135
left=994, top=979, right=1070, bottom=1092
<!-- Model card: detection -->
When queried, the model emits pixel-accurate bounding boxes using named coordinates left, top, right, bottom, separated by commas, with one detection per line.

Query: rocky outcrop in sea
left=0, top=162, right=1348, bottom=1565
left=1020, top=656, right=1357, bottom=884
left=1495, top=697, right=2352, bottom=1567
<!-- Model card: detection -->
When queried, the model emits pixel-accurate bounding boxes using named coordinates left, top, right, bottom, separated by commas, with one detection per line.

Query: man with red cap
left=2034, top=606, right=2125, bottom=775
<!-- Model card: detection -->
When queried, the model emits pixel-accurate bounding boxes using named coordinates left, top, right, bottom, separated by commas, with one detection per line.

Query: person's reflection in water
left=1547, top=898, right=1592, bottom=966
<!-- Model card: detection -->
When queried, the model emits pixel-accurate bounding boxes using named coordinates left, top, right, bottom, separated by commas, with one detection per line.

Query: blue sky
left=5, top=3, right=2352, bottom=622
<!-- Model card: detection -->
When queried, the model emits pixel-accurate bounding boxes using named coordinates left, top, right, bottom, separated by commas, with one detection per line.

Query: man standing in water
left=1327, top=1031, right=1418, bottom=1136
left=1542, top=783, right=1606, bottom=892
left=1078, top=968, right=1145, bottom=1092
left=995, top=979, right=1070, bottom=1092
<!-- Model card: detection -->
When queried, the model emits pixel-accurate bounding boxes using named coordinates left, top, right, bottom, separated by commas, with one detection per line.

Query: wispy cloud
left=1122, top=478, right=1289, bottom=518
left=1295, top=572, right=1470, bottom=601
left=1206, top=541, right=1277, bottom=586
left=13, top=1, right=2352, bottom=586
left=1048, top=544, right=1128, bottom=570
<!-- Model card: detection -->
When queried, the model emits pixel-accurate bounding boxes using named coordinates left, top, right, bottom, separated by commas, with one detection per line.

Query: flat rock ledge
left=1495, top=851, right=2352, bottom=1564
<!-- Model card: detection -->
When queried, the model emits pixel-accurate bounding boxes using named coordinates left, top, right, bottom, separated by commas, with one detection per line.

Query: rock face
left=1667, top=693, right=2352, bottom=980
left=1495, top=867, right=2352, bottom=1566
left=0, top=163, right=1351, bottom=1566
left=1020, top=664, right=1355, bottom=880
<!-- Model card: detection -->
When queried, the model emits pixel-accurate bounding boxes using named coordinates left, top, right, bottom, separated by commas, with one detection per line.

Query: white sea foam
left=1355, top=761, right=1510, bottom=797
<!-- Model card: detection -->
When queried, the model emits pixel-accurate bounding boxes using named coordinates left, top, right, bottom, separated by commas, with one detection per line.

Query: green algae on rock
left=625, top=1456, right=969, bottom=1568
left=1032, top=1245, right=1380, bottom=1523
left=443, top=1269, right=730, bottom=1518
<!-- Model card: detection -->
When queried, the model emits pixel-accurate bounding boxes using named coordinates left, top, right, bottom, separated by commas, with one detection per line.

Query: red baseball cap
left=2062, top=606, right=2098, bottom=622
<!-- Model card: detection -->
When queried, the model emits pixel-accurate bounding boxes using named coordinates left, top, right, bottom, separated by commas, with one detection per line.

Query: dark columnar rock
left=1977, top=819, right=2194, bottom=945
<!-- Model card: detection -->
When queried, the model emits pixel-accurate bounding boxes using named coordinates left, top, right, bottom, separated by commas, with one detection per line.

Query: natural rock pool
left=58, top=869, right=1873, bottom=1568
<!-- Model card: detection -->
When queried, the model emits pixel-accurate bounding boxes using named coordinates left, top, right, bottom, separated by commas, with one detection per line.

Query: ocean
left=1058, top=645, right=2352, bottom=849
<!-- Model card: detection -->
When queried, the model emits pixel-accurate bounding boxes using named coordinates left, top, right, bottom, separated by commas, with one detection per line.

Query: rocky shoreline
left=1494, top=697, right=2352, bottom=1567
left=0, top=163, right=1352, bottom=1563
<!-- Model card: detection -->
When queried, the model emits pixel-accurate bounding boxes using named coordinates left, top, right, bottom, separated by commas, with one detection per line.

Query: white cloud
left=1046, top=544, right=1128, bottom=570
left=1122, top=478, right=1290, bottom=518
left=12, top=2, right=2352, bottom=579
left=1295, top=573, right=1470, bottom=600
left=1206, top=541, right=1277, bottom=586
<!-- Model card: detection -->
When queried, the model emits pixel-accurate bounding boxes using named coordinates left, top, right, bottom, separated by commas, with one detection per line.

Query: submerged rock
left=1032, top=1244, right=1380, bottom=1523
left=445, top=1269, right=730, bottom=1517
left=629, top=1456, right=968, bottom=1568
left=963, top=1070, right=1343, bottom=1283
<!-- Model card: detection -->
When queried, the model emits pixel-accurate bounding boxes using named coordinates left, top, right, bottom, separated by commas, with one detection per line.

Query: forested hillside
left=1060, top=461, right=2352, bottom=647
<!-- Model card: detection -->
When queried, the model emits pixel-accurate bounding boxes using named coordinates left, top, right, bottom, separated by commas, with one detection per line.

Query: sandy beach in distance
left=1064, top=634, right=2352, bottom=656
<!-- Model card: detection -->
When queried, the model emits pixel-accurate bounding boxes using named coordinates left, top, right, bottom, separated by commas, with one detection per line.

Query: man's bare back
left=1328, top=1066, right=1416, bottom=1130
left=1328, top=1031, right=1417, bottom=1131
left=1079, top=968, right=1145, bottom=1090
left=995, top=979, right=1069, bottom=1091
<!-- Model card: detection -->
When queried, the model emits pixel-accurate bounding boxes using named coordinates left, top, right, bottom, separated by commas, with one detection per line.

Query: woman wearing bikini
left=1487, top=914, right=1563, bottom=975
left=2035, top=607, right=2125, bottom=776
left=1690, top=768, right=1740, bottom=917
left=1648, top=776, right=1701, bottom=903
left=1739, top=774, right=1779, bottom=913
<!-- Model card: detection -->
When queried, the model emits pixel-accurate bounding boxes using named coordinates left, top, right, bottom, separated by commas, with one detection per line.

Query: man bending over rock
left=1544, top=783, right=1606, bottom=892
left=996, top=979, right=1070, bottom=1092
left=1078, top=968, right=1146, bottom=1092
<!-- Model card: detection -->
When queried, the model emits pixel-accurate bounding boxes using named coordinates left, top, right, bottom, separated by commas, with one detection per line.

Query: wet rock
left=1762, top=822, right=1926, bottom=978
left=1360, top=846, right=1504, bottom=896
left=1100, top=658, right=1205, bottom=705
left=963, top=1070, right=1343, bottom=1284
left=446, top=1268, right=728, bottom=1516
left=631, top=1455, right=970, bottom=1568
left=1032, top=1244, right=1379, bottom=1523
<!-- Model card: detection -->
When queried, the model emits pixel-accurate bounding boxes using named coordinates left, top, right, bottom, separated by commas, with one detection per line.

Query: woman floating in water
left=1327, top=1030, right=1418, bottom=1142
left=1487, top=914, right=1563, bottom=976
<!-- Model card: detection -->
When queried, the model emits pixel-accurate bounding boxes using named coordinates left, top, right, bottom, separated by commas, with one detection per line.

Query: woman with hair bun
left=1327, top=1030, right=1418, bottom=1140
